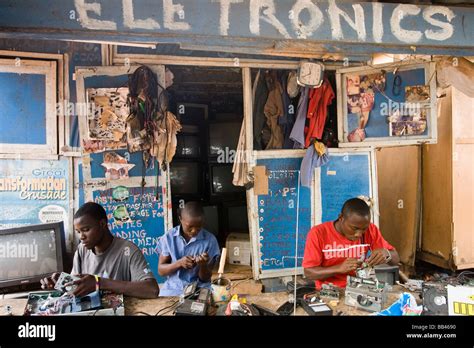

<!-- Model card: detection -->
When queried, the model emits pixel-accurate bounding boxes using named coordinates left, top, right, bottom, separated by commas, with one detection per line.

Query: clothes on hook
left=290, top=86, right=310, bottom=149
left=263, top=71, right=284, bottom=150
left=305, top=79, right=335, bottom=148
left=300, top=141, right=329, bottom=188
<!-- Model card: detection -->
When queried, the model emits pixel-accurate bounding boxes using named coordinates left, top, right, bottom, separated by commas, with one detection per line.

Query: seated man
left=303, top=198, right=400, bottom=289
left=157, top=202, right=220, bottom=296
left=41, top=202, right=159, bottom=298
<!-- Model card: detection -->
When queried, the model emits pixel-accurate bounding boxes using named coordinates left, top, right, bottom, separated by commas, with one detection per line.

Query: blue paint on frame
left=320, top=153, right=371, bottom=223
left=0, top=73, right=46, bottom=145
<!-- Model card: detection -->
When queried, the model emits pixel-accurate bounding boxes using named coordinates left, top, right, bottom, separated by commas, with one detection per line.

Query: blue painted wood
left=256, top=157, right=311, bottom=271
left=347, top=68, right=427, bottom=138
left=92, top=185, right=165, bottom=282
left=89, top=150, right=159, bottom=179
left=0, top=72, right=46, bottom=145
left=320, top=153, right=371, bottom=223
left=0, top=39, right=102, bottom=148
left=0, top=1, right=472, bottom=55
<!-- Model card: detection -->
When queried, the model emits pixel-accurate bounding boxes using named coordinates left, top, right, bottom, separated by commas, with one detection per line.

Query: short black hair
left=74, top=202, right=107, bottom=222
left=341, top=198, right=370, bottom=218
left=178, top=201, right=205, bottom=219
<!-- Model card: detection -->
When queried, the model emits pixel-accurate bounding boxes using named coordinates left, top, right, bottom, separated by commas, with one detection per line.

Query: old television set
left=209, top=121, right=241, bottom=156
left=210, top=164, right=244, bottom=196
left=0, top=222, right=66, bottom=293
left=170, top=162, right=202, bottom=196
left=176, top=134, right=201, bottom=158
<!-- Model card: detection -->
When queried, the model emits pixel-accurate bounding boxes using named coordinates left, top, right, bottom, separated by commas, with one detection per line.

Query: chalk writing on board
left=256, top=157, right=311, bottom=272
left=92, top=187, right=165, bottom=279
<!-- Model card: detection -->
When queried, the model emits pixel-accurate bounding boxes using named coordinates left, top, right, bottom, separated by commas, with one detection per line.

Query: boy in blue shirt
left=157, top=201, right=220, bottom=296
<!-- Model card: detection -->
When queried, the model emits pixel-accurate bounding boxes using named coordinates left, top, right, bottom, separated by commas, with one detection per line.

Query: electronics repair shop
left=0, top=0, right=473, bottom=318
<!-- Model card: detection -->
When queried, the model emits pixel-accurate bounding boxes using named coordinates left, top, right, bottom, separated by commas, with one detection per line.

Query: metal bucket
left=211, top=278, right=231, bottom=303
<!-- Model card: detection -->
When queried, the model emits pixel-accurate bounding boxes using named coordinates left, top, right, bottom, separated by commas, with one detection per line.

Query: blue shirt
left=157, top=225, right=220, bottom=296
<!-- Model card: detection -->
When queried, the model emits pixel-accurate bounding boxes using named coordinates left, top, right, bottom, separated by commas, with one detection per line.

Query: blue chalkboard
left=321, top=153, right=371, bottom=222
left=92, top=185, right=165, bottom=283
left=256, top=157, right=311, bottom=272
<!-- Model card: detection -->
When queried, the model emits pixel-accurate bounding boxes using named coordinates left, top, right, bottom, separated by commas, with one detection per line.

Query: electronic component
left=175, top=288, right=211, bottom=316
left=345, top=275, right=388, bottom=312
left=54, top=272, right=80, bottom=293
left=299, top=298, right=333, bottom=316
left=447, top=284, right=474, bottom=316
left=320, top=283, right=341, bottom=301
left=276, top=300, right=298, bottom=316
left=182, top=282, right=198, bottom=299
left=286, top=280, right=316, bottom=299
left=251, top=303, right=279, bottom=316
left=422, top=282, right=448, bottom=316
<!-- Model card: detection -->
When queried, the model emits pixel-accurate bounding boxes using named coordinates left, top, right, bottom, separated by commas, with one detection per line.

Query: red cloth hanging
left=304, top=79, right=335, bottom=148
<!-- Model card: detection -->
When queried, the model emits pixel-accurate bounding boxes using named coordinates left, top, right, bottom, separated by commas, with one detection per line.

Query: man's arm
left=69, top=275, right=159, bottom=299
left=195, top=253, right=214, bottom=283
left=366, top=248, right=400, bottom=267
left=158, top=254, right=194, bottom=276
left=304, top=258, right=359, bottom=280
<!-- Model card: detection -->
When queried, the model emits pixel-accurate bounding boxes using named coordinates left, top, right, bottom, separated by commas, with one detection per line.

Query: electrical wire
left=293, top=170, right=301, bottom=316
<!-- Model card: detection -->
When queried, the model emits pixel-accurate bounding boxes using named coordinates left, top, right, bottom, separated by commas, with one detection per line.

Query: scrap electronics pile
left=24, top=273, right=124, bottom=316
left=420, top=271, right=474, bottom=316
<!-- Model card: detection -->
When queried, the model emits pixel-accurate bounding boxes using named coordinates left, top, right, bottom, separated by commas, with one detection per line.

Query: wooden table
left=125, top=284, right=417, bottom=316
left=0, top=284, right=417, bottom=316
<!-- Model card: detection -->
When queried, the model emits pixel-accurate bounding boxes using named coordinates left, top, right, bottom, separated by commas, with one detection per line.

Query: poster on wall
left=92, top=185, right=166, bottom=282
left=83, top=87, right=129, bottom=153
left=0, top=159, right=70, bottom=243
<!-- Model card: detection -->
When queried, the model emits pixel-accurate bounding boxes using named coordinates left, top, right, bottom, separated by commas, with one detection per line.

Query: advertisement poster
left=0, top=159, right=70, bottom=243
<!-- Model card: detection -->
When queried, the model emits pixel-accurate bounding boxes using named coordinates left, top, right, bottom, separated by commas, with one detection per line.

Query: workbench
left=0, top=285, right=418, bottom=316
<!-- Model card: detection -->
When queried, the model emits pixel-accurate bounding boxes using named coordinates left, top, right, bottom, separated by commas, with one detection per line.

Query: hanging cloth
left=300, top=141, right=329, bottom=188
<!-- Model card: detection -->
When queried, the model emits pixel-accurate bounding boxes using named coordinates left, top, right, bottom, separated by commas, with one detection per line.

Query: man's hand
left=178, top=256, right=195, bottom=269
left=67, top=274, right=96, bottom=298
left=366, top=248, right=390, bottom=267
left=40, top=272, right=60, bottom=290
left=337, top=258, right=360, bottom=274
left=195, top=252, right=209, bottom=266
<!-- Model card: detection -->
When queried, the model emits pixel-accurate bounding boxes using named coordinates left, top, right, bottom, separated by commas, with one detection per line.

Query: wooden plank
left=421, top=88, right=453, bottom=266
left=451, top=88, right=474, bottom=268
left=376, top=146, right=420, bottom=266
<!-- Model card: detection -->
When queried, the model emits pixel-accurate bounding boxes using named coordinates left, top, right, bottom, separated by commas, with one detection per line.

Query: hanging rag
left=300, top=141, right=329, bottom=188
left=279, top=71, right=296, bottom=149
left=263, top=71, right=284, bottom=150
left=232, top=118, right=251, bottom=187
left=253, top=70, right=269, bottom=150
left=289, top=87, right=310, bottom=149
left=151, top=111, right=182, bottom=167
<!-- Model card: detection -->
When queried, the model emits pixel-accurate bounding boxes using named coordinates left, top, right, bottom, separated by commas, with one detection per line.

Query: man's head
left=337, top=198, right=371, bottom=241
left=73, top=202, right=109, bottom=250
left=178, top=202, right=205, bottom=240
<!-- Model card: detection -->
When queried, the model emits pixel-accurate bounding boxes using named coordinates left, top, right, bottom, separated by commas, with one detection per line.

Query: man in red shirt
left=303, top=198, right=400, bottom=289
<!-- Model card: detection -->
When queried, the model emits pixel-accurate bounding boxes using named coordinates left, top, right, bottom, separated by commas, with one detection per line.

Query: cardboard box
left=226, top=233, right=251, bottom=266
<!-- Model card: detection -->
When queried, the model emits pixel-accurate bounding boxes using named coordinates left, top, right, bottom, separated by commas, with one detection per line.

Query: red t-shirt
left=302, top=221, right=394, bottom=289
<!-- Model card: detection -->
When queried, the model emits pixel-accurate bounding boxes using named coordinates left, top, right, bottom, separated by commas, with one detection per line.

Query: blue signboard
left=92, top=185, right=166, bottom=282
left=256, top=157, right=311, bottom=271
left=321, top=153, right=371, bottom=222
left=0, top=1, right=472, bottom=56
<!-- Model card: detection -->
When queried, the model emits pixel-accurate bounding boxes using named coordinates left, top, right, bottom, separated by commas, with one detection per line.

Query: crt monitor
left=0, top=222, right=66, bottom=292
left=170, top=162, right=201, bottom=195
left=209, top=122, right=241, bottom=156
left=210, top=165, right=244, bottom=195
